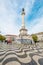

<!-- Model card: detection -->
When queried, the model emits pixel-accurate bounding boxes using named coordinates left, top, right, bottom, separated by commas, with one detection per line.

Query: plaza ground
left=0, top=42, right=43, bottom=65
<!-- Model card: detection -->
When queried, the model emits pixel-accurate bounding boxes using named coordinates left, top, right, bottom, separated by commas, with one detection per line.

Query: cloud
left=29, top=17, right=43, bottom=34
left=0, top=0, right=43, bottom=35
left=0, top=0, right=34, bottom=35
left=0, top=0, right=20, bottom=35
left=27, top=0, right=43, bottom=21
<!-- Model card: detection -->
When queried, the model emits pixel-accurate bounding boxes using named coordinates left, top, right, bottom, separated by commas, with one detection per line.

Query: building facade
left=35, top=32, right=43, bottom=42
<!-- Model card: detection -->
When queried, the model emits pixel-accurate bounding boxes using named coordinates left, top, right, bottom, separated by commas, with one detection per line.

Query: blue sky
left=0, top=0, right=43, bottom=35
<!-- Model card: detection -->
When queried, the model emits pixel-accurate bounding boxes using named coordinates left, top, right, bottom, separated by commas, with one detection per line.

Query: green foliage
left=0, top=34, right=6, bottom=42
left=32, top=34, right=38, bottom=43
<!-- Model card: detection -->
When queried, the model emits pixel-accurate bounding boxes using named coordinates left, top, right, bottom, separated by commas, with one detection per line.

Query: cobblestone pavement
left=0, top=43, right=43, bottom=65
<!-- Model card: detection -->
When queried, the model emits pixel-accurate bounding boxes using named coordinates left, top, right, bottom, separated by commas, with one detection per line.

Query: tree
left=0, top=34, right=6, bottom=42
left=32, top=34, right=38, bottom=43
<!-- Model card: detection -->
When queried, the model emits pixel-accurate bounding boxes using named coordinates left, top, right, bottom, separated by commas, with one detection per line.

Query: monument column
left=21, top=8, right=25, bottom=29
left=19, top=8, right=28, bottom=36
